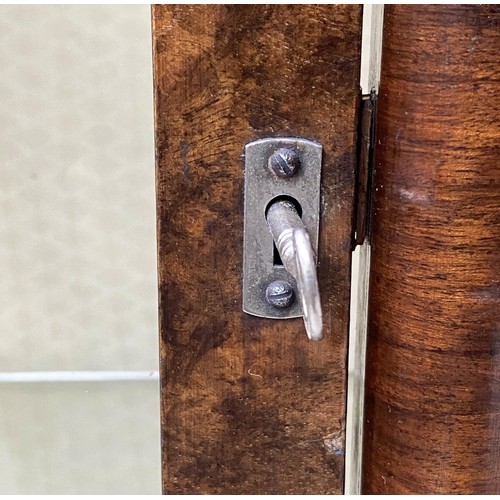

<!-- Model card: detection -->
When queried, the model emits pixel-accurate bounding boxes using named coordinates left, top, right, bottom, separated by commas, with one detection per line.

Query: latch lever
left=266, top=200, right=323, bottom=340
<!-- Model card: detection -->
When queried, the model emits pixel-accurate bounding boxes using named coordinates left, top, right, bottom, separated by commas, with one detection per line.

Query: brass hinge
left=355, top=90, right=377, bottom=246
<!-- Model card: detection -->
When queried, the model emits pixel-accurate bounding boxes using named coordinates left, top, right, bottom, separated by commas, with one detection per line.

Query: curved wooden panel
left=363, top=5, right=500, bottom=494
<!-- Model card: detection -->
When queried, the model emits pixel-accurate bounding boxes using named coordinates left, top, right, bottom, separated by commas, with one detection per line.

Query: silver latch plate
left=242, top=137, right=322, bottom=319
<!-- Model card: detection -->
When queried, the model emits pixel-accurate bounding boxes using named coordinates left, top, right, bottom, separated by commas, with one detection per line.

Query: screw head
left=266, top=280, right=295, bottom=309
left=268, top=148, right=301, bottom=178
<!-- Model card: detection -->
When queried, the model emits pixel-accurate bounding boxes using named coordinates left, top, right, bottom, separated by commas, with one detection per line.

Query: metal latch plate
left=242, top=137, right=322, bottom=319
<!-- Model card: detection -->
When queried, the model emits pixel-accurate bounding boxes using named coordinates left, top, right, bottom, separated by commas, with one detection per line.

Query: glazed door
left=152, top=5, right=363, bottom=494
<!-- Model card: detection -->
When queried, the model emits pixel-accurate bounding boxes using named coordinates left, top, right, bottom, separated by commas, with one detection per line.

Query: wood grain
left=363, top=5, right=500, bottom=494
left=152, top=5, right=362, bottom=494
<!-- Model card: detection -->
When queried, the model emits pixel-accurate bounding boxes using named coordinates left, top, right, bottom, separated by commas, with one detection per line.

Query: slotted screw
left=268, top=148, right=301, bottom=178
left=266, top=280, right=295, bottom=309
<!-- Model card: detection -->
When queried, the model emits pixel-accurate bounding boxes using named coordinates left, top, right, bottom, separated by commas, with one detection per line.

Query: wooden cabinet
left=153, top=5, right=499, bottom=494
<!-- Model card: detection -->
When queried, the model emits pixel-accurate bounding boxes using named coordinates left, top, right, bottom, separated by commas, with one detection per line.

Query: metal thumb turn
left=266, top=200, right=323, bottom=340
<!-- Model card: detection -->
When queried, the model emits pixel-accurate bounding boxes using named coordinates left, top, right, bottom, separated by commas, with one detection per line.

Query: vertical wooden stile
left=153, top=5, right=363, bottom=494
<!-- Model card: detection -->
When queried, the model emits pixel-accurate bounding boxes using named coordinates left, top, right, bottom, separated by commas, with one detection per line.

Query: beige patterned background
left=0, top=5, right=160, bottom=493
